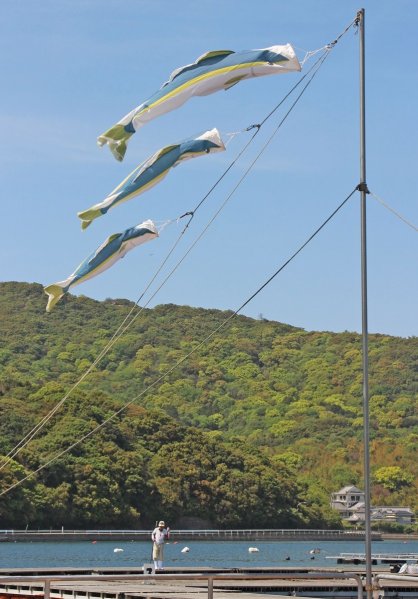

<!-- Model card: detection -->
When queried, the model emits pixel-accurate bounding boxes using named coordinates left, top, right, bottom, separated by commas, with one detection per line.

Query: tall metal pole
left=358, top=8, right=372, bottom=599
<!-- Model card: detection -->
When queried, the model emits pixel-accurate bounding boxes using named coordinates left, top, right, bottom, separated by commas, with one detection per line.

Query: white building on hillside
left=330, top=485, right=365, bottom=519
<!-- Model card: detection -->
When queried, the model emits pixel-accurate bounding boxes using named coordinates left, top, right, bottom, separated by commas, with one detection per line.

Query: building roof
left=347, top=504, right=413, bottom=515
left=373, top=506, right=414, bottom=515
left=335, top=485, right=364, bottom=494
left=348, top=502, right=365, bottom=512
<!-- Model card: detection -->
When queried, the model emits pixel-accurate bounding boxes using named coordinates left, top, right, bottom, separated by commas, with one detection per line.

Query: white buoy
left=181, top=546, right=190, bottom=553
left=248, top=547, right=259, bottom=553
left=113, top=548, right=124, bottom=553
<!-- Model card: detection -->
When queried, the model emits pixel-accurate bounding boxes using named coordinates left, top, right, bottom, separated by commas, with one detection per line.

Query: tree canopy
left=0, top=282, right=417, bottom=528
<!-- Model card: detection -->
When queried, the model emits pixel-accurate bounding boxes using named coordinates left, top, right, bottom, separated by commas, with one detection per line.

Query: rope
left=260, top=15, right=357, bottom=127
left=370, top=191, right=418, bottom=233
left=0, top=187, right=357, bottom=497
left=237, top=187, right=357, bottom=311
left=299, top=45, right=329, bottom=67
left=298, top=15, right=357, bottom=66
left=0, top=17, right=357, bottom=476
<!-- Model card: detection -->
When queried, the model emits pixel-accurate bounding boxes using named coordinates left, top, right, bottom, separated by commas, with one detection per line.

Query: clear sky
left=1, top=0, right=417, bottom=338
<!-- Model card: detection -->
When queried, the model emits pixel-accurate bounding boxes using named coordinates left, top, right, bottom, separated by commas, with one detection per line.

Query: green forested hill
left=0, top=282, right=417, bottom=528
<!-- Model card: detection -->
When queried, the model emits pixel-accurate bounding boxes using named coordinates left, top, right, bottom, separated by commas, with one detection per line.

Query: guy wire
left=0, top=186, right=357, bottom=497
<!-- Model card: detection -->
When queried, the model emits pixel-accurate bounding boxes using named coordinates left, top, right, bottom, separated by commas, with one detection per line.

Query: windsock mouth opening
left=197, top=128, right=225, bottom=151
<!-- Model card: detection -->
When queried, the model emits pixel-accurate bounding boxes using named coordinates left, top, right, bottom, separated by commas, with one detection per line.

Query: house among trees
left=330, top=486, right=414, bottom=524
left=371, top=507, right=414, bottom=524
left=330, top=485, right=365, bottom=519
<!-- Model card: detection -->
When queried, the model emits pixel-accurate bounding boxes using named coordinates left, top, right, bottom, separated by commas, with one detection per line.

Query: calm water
left=0, top=539, right=417, bottom=569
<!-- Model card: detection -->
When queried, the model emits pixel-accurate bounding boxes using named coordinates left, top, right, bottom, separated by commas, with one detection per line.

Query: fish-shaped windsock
left=79, top=128, right=225, bottom=230
left=98, top=45, right=301, bottom=161
left=44, top=220, right=158, bottom=312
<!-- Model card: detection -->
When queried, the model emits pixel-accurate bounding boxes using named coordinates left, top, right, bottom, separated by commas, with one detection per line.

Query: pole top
left=355, top=9, right=365, bottom=25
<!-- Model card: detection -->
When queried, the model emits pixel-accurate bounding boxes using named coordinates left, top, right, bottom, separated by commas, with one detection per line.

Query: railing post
left=44, top=580, right=50, bottom=599
left=207, top=576, right=213, bottom=599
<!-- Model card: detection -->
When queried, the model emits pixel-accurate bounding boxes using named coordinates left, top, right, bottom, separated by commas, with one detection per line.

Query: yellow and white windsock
left=80, top=128, right=225, bottom=229
left=44, top=220, right=158, bottom=312
left=98, top=45, right=301, bottom=161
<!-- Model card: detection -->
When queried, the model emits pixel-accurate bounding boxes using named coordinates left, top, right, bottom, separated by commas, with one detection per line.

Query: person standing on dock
left=152, top=520, right=170, bottom=570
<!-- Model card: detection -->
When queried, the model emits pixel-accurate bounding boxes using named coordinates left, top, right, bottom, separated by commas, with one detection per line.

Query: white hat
left=158, top=521, right=165, bottom=527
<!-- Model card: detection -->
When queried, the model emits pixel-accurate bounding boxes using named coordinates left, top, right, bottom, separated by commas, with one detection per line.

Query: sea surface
left=1, top=539, right=417, bottom=569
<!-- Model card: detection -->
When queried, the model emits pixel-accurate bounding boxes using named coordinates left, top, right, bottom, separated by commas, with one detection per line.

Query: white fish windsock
left=79, top=128, right=225, bottom=230
left=98, top=45, right=301, bottom=161
left=44, top=220, right=158, bottom=312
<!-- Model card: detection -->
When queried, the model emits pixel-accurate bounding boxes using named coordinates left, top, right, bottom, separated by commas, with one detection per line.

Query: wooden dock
left=0, top=570, right=363, bottom=599
left=326, top=552, right=418, bottom=565
left=0, top=566, right=418, bottom=598
left=1, top=566, right=418, bottom=598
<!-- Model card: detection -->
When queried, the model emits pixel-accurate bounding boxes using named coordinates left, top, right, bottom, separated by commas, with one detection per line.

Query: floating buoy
left=181, top=547, right=190, bottom=553
left=113, top=548, right=124, bottom=553
left=248, top=547, right=259, bottom=553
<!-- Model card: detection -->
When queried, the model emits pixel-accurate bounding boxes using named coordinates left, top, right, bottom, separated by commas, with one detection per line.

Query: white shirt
left=152, top=527, right=168, bottom=545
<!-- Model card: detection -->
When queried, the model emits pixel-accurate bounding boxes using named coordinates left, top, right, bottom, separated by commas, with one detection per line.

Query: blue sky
left=1, top=0, right=417, bottom=337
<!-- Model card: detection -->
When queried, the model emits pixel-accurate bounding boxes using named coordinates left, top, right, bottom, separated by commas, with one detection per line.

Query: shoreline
left=1, top=529, right=417, bottom=543
left=0, top=529, right=386, bottom=542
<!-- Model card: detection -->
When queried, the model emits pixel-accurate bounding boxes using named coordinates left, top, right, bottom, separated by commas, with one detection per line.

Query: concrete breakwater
left=0, top=529, right=382, bottom=542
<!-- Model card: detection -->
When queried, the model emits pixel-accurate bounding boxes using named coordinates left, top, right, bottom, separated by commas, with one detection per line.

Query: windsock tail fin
left=80, top=218, right=92, bottom=231
left=77, top=208, right=97, bottom=230
left=44, top=284, right=65, bottom=312
left=97, top=125, right=131, bottom=162
left=110, top=140, right=127, bottom=162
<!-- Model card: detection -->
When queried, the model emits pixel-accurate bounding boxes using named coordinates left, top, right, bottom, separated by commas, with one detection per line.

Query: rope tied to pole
left=357, top=182, right=370, bottom=194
